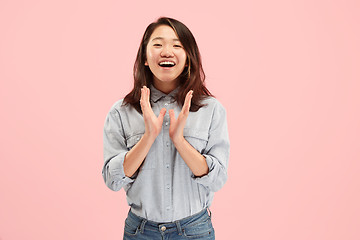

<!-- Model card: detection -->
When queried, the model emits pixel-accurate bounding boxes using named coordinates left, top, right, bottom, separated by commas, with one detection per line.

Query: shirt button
left=166, top=206, right=170, bottom=211
left=164, top=103, right=168, bottom=106
left=166, top=142, right=170, bottom=147
left=161, top=226, right=166, bottom=231
left=166, top=184, right=170, bottom=189
left=165, top=122, right=168, bottom=126
left=166, top=164, right=170, bottom=168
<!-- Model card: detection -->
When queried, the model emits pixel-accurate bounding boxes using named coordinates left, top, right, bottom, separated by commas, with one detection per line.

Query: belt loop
left=175, top=220, right=183, bottom=235
left=139, top=219, right=147, bottom=234
left=207, top=208, right=212, bottom=218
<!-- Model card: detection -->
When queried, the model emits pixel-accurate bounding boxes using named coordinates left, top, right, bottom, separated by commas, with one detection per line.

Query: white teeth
left=159, top=61, right=175, bottom=66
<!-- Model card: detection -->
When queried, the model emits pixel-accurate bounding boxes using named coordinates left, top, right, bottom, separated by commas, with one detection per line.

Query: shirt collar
left=150, top=84, right=180, bottom=102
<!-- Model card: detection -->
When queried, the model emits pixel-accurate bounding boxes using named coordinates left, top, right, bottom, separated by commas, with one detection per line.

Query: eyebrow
left=151, top=37, right=180, bottom=42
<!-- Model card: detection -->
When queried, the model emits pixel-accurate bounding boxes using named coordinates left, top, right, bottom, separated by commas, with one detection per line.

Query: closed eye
left=153, top=44, right=162, bottom=47
left=174, top=45, right=182, bottom=48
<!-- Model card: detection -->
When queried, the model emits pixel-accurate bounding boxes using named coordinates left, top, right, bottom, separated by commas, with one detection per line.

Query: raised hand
left=169, top=90, right=193, bottom=145
left=140, top=86, right=167, bottom=141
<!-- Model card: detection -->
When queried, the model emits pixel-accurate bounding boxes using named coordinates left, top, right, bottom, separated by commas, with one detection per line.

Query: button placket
left=163, top=113, right=170, bottom=128
left=164, top=99, right=170, bottom=127
left=161, top=96, right=173, bottom=218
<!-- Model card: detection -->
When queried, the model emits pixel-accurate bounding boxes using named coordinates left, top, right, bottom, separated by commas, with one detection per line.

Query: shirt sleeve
left=102, top=107, right=136, bottom=192
left=191, top=100, right=230, bottom=192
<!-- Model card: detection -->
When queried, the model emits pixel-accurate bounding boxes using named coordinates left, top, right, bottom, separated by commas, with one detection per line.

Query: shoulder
left=201, top=96, right=227, bottom=114
left=108, top=99, right=124, bottom=113
left=107, top=98, right=137, bottom=115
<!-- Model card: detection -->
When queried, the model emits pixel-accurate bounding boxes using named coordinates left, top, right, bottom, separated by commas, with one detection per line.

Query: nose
left=160, top=45, right=174, bottom=57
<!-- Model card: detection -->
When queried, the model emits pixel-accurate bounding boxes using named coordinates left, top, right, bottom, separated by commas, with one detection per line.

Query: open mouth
left=158, top=61, right=176, bottom=68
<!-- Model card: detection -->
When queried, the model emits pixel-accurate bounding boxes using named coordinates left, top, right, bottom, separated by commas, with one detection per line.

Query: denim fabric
left=102, top=84, right=230, bottom=222
left=123, top=207, right=215, bottom=240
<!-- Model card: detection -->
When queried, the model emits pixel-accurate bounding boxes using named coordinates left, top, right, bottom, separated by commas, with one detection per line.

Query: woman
left=102, top=17, right=230, bottom=240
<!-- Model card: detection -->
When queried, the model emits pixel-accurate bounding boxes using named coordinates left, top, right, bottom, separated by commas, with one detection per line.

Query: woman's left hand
left=169, top=90, right=193, bottom=145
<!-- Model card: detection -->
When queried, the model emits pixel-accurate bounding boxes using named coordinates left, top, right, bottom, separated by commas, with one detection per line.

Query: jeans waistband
left=126, top=208, right=212, bottom=234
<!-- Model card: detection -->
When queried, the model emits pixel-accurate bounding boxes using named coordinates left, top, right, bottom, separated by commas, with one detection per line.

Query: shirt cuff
left=106, top=152, right=135, bottom=190
left=190, top=154, right=215, bottom=186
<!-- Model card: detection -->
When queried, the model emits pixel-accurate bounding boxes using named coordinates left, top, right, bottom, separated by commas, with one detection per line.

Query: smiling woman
left=144, top=25, right=187, bottom=92
left=102, top=17, right=230, bottom=240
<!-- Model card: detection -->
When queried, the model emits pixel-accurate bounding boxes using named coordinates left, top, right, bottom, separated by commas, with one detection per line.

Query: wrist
left=142, top=132, right=157, bottom=144
left=171, top=135, right=185, bottom=148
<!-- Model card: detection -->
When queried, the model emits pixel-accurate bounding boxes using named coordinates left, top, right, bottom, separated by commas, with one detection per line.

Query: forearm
left=123, top=133, right=155, bottom=177
left=173, top=136, right=209, bottom=177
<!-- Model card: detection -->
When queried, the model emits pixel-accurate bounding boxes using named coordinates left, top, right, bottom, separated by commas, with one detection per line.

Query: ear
left=145, top=60, right=148, bottom=66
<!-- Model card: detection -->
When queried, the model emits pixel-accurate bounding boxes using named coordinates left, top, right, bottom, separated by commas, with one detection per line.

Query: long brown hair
left=123, top=17, right=214, bottom=113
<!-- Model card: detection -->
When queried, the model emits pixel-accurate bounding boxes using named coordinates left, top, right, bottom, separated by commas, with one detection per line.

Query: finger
left=143, top=86, right=149, bottom=104
left=157, top=108, right=166, bottom=123
left=169, top=109, right=176, bottom=125
left=182, top=90, right=193, bottom=114
left=146, top=86, right=150, bottom=106
left=143, top=86, right=148, bottom=107
left=140, top=87, right=145, bottom=109
left=140, top=86, right=151, bottom=114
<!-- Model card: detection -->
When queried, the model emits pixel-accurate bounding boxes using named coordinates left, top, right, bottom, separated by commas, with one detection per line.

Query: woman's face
left=145, top=25, right=187, bottom=88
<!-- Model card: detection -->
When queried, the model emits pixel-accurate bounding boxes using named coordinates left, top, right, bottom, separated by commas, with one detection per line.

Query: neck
left=153, top=79, right=179, bottom=94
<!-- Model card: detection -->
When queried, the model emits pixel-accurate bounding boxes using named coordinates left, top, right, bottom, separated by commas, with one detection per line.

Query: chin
left=157, top=76, right=179, bottom=83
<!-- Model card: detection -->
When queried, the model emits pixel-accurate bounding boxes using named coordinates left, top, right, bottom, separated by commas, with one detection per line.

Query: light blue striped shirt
left=102, top=84, right=230, bottom=222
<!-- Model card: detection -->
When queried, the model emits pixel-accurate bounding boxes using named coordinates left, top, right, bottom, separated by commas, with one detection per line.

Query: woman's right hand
left=140, top=86, right=166, bottom=141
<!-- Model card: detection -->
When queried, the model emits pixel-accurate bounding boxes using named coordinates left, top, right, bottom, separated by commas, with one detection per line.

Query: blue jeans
left=123, top=208, right=215, bottom=240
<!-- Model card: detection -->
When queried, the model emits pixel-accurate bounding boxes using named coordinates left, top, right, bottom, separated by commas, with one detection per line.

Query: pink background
left=1, top=0, right=359, bottom=239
